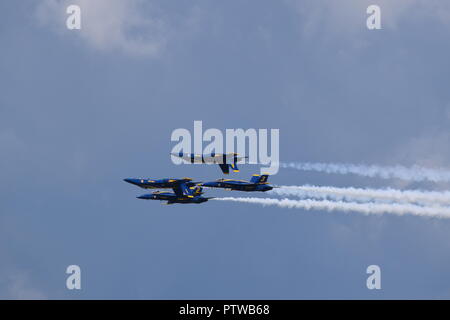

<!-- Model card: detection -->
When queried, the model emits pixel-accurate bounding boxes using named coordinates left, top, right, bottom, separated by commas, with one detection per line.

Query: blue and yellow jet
left=124, top=177, right=212, bottom=204
left=199, top=174, right=273, bottom=192
left=123, top=177, right=199, bottom=189
left=137, top=185, right=212, bottom=204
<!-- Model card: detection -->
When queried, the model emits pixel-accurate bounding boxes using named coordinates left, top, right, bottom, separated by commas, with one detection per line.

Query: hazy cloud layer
left=287, top=0, right=450, bottom=34
left=3, top=273, right=47, bottom=300
left=35, top=0, right=203, bottom=57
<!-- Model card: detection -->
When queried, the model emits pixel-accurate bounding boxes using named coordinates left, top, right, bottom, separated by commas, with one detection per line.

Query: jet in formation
left=200, top=174, right=273, bottom=192
left=123, top=177, right=200, bottom=189
left=124, top=177, right=213, bottom=204
left=171, top=152, right=247, bottom=174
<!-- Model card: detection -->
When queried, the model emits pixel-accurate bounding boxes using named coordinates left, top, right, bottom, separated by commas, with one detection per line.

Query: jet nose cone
left=124, top=178, right=141, bottom=186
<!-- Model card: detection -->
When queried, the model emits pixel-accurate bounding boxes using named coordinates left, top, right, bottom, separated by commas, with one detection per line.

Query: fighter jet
left=199, top=174, right=273, bottom=192
left=137, top=185, right=213, bottom=205
left=170, top=152, right=247, bottom=174
left=123, top=177, right=199, bottom=189
left=124, top=177, right=212, bottom=204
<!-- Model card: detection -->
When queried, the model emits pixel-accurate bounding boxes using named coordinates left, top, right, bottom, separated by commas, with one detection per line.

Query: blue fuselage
left=201, top=180, right=273, bottom=192
left=124, top=178, right=195, bottom=189
left=137, top=192, right=209, bottom=204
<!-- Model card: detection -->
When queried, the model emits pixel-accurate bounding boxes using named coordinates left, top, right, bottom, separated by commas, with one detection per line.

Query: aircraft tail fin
left=231, top=154, right=241, bottom=172
left=219, top=163, right=230, bottom=174
left=186, top=185, right=203, bottom=197
left=229, top=162, right=239, bottom=173
left=173, top=182, right=189, bottom=197
left=250, top=174, right=270, bottom=184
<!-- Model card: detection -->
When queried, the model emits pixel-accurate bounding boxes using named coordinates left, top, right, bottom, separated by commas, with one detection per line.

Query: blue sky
left=1, top=0, right=450, bottom=299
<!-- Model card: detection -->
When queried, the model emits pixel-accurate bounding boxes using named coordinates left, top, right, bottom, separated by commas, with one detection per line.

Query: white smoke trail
left=281, top=162, right=450, bottom=182
left=213, top=197, right=450, bottom=218
left=270, top=185, right=450, bottom=206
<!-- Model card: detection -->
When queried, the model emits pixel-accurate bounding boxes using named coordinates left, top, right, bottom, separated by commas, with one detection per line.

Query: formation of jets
left=124, top=154, right=273, bottom=205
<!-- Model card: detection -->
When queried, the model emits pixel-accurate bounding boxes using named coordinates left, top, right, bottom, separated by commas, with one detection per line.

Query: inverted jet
left=171, top=152, right=247, bottom=174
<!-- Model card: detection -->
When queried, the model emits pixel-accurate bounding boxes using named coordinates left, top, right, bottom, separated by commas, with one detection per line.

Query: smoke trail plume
left=270, top=185, right=450, bottom=206
left=281, top=162, right=450, bottom=182
left=213, top=197, right=450, bottom=218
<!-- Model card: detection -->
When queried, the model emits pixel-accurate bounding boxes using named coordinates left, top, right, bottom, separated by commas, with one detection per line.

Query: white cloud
left=35, top=0, right=201, bottom=57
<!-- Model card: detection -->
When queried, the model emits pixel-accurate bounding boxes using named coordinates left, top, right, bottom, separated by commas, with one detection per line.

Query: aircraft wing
left=171, top=153, right=202, bottom=163
left=231, top=155, right=247, bottom=161
left=171, top=152, right=248, bottom=165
